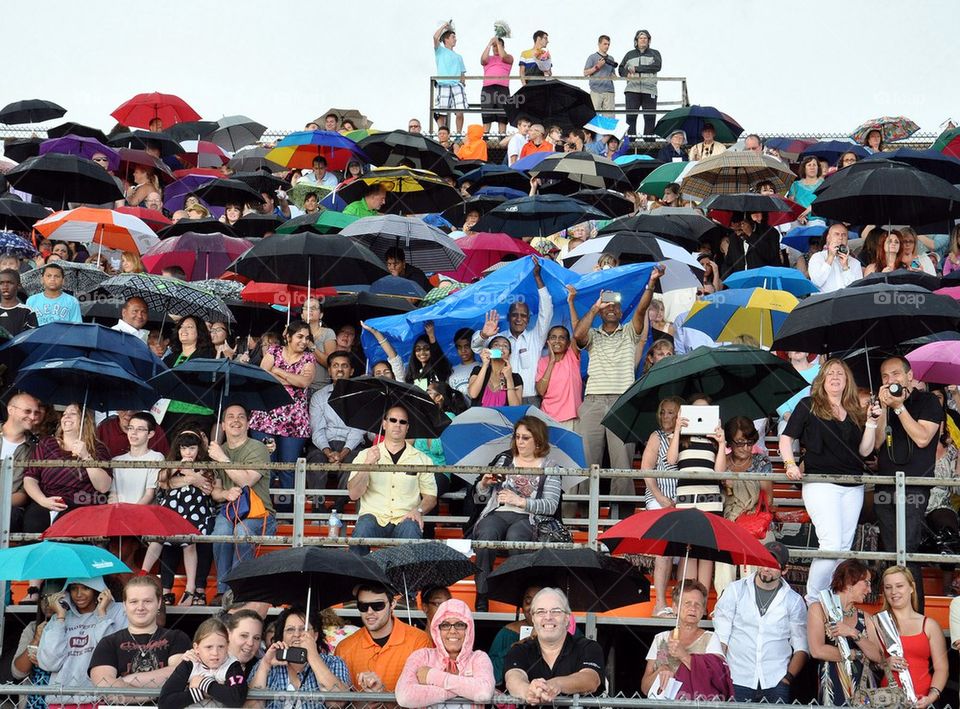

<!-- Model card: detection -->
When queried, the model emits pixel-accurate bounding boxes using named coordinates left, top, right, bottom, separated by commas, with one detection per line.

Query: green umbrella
left=601, top=345, right=809, bottom=444
left=637, top=161, right=693, bottom=198
left=287, top=181, right=332, bottom=209
left=277, top=210, right=360, bottom=235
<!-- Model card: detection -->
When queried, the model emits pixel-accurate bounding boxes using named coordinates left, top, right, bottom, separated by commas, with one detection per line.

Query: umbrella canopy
left=111, top=92, right=201, bottom=129
left=339, top=214, right=465, bottom=272
left=227, top=147, right=284, bottom=173
left=905, top=341, right=960, bottom=385
left=276, top=210, right=358, bottom=235
left=226, top=232, right=388, bottom=288
left=849, top=271, right=941, bottom=291
left=615, top=154, right=666, bottom=189
left=763, top=137, right=816, bottom=159
left=231, top=170, right=291, bottom=196
left=602, top=345, right=809, bottom=443
left=265, top=130, right=366, bottom=171
left=370, top=275, right=426, bottom=298
left=287, top=182, right=332, bottom=210
left=700, top=193, right=804, bottom=227
left=530, top=152, right=632, bottom=192
left=636, top=161, right=694, bottom=199
left=165, top=121, right=219, bottom=143
left=0, top=230, right=38, bottom=258
left=723, top=266, right=818, bottom=297
left=192, top=279, right=244, bottom=300
left=101, top=273, right=235, bottom=323
left=771, top=284, right=960, bottom=354
left=336, top=167, right=461, bottom=215
left=862, top=149, right=960, bottom=184
left=933, top=127, right=960, bottom=160
left=0, top=98, right=66, bottom=124
left=42, top=503, right=199, bottom=539
left=177, top=140, right=229, bottom=169
left=503, top=81, right=595, bottom=131
left=192, top=177, right=264, bottom=207
left=2, top=138, right=42, bottom=163
left=600, top=211, right=724, bottom=251
left=601, top=508, right=778, bottom=568
left=223, top=546, right=388, bottom=608
left=13, top=356, right=159, bottom=411
left=680, top=152, right=796, bottom=200
left=357, top=130, right=456, bottom=176
left=210, top=115, right=267, bottom=152
left=329, top=376, right=449, bottom=438
left=158, top=217, right=237, bottom=239
left=568, top=189, right=635, bottom=218
left=48, top=122, right=108, bottom=142
left=654, top=105, right=744, bottom=143
left=108, top=130, right=182, bottom=158
left=150, top=357, right=293, bottom=414
left=241, top=281, right=334, bottom=309
left=318, top=107, right=372, bottom=130
left=486, top=548, right=650, bottom=611
left=0, top=197, right=49, bottom=231
left=443, top=231, right=537, bottom=282
left=141, top=232, right=252, bottom=281
left=0, top=541, right=129, bottom=581
left=21, top=261, right=109, bottom=296
left=5, top=154, right=124, bottom=205
left=34, top=207, right=159, bottom=254
left=117, top=148, right=176, bottom=185
left=230, top=213, right=284, bottom=238
left=368, top=542, right=478, bottom=596
left=442, top=195, right=508, bottom=228
left=799, top=141, right=870, bottom=164
left=40, top=135, right=120, bottom=171
left=683, top=287, right=799, bottom=348
left=161, top=172, right=219, bottom=213
left=561, top=233, right=701, bottom=284
left=322, top=290, right=417, bottom=323
left=114, top=205, right=171, bottom=232
left=851, top=116, right=920, bottom=144
left=781, top=224, right=828, bottom=252
left=457, top=165, right=531, bottom=195
left=474, top=195, right=606, bottom=239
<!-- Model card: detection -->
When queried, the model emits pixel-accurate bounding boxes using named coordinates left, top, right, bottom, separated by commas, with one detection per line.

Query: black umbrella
left=849, top=271, right=941, bottom=291
left=862, top=149, right=960, bottom=184
left=165, top=120, right=219, bottom=142
left=530, top=151, right=632, bottom=192
left=101, top=273, right=235, bottom=323
left=329, top=376, right=449, bottom=438
left=231, top=171, right=291, bottom=195
left=193, top=178, right=264, bottom=207
left=568, top=189, right=635, bottom=218
left=902, top=331, right=960, bottom=347
left=486, top=548, right=650, bottom=612
left=150, top=357, right=292, bottom=415
left=369, top=542, right=478, bottom=596
left=5, top=154, right=123, bottom=206
left=339, top=214, right=465, bottom=272
left=0, top=99, right=66, bottom=124
left=47, top=122, right=108, bottom=143
left=813, top=161, right=960, bottom=225
left=322, top=291, right=416, bottom=327
left=618, top=157, right=666, bottom=189
left=158, top=217, right=237, bottom=239
left=210, top=115, right=267, bottom=152
left=475, top=194, right=606, bottom=239
left=698, top=193, right=795, bottom=214
left=227, top=232, right=388, bottom=288
left=357, top=130, right=457, bottom=176
left=228, top=148, right=284, bottom=173
left=230, top=213, right=284, bottom=238
left=442, top=195, right=507, bottom=228
left=108, top=130, right=182, bottom=158
left=337, top=167, right=462, bottom=215
left=0, top=197, right=49, bottom=231
left=600, top=211, right=726, bottom=250
left=504, top=81, right=595, bottom=131
left=456, top=165, right=532, bottom=195
left=3, top=138, right=42, bottom=164
left=224, top=546, right=388, bottom=608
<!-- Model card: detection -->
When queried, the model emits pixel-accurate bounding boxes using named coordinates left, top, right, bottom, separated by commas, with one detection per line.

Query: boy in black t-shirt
left=0, top=269, right=37, bottom=335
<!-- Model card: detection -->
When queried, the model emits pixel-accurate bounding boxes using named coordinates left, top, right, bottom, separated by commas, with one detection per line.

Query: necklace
left=843, top=606, right=857, bottom=618
left=127, top=627, right=161, bottom=664
left=755, top=583, right=779, bottom=616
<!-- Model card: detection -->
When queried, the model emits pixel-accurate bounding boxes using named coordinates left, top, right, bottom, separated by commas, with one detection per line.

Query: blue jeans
left=212, top=512, right=277, bottom=593
left=733, top=683, right=791, bottom=704
left=250, top=430, right=307, bottom=513
left=351, top=514, right=421, bottom=556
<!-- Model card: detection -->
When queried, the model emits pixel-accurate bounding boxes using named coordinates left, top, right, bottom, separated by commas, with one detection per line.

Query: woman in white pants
left=779, top=358, right=879, bottom=604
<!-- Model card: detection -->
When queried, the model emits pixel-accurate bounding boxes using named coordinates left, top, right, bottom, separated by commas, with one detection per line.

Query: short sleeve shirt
left=584, top=324, right=643, bottom=396
left=26, top=292, right=82, bottom=326
left=504, top=634, right=604, bottom=694
left=435, top=45, right=466, bottom=85
left=584, top=52, right=615, bottom=93
left=110, top=450, right=165, bottom=503
left=877, top=389, right=943, bottom=478
left=89, top=626, right=191, bottom=678
left=783, top=398, right=865, bottom=481
left=221, top=437, right=275, bottom=515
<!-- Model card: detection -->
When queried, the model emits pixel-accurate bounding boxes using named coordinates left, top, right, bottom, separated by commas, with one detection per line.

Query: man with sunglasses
left=335, top=582, right=430, bottom=692
left=347, top=405, right=437, bottom=555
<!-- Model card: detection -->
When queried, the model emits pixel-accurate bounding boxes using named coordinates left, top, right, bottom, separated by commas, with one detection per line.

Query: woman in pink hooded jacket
left=395, top=598, right=495, bottom=708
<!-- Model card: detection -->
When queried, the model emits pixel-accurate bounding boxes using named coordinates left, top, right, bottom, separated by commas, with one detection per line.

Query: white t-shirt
left=110, top=450, right=164, bottom=503
left=1, top=436, right=20, bottom=460
left=507, top=133, right=528, bottom=163
left=448, top=361, right=477, bottom=399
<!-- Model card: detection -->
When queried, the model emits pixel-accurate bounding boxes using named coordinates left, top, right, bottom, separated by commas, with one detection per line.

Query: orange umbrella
left=33, top=207, right=160, bottom=254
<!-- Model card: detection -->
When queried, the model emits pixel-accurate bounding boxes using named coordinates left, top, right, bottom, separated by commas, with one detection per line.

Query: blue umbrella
left=510, top=152, right=553, bottom=172
left=723, top=267, right=818, bottom=297
left=0, top=230, right=38, bottom=258
left=863, top=149, right=960, bottom=184
left=422, top=213, right=454, bottom=231
left=14, top=357, right=159, bottom=411
left=473, top=186, right=527, bottom=200
left=0, top=541, right=129, bottom=581
left=781, top=224, right=827, bottom=252
left=163, top=173, right=220, bottom=215
left=457, top=164, right=532, bottom=192
left=370, top=275, right=426, bottom=298
left=440, top=405, right=586, bottom=490
left=319, top=191, right=348, bottom=212
left=800, top=141, right=870, bottom=164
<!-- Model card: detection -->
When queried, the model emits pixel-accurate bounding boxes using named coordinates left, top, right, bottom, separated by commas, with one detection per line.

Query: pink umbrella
left=442, top=232, right=537, bottom=282
left=905, top=341, right=960, bottom=385
left=935, top=286, right=960, bottom=301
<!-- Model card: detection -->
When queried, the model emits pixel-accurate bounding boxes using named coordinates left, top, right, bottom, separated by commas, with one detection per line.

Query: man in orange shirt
left=519, top=124, right=555, bottom=159
left=334, top=582, right=430, bottom=691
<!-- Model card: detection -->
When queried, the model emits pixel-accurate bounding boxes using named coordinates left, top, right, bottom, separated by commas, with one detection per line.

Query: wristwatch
left=893, top=407, right=904, bottom=416
left=416, top=506, right=424, bottom=515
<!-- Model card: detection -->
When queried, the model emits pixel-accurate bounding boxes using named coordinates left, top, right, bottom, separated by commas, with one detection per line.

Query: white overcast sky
left=3, top=0, right=958, bottom=142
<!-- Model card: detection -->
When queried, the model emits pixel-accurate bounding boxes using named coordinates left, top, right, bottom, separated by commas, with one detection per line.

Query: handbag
left=851, top=665, right=907, bottom=707
left=222, top=486, right=268, bottom=523
left=534, top=469, right=572, bottom=543
left=735, top=490, right=773, bottom=540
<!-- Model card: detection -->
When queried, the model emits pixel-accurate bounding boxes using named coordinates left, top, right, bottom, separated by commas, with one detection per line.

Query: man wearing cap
left=712, top=542, right=808, bottom=704
left=688, top=123, right=727, bottom=161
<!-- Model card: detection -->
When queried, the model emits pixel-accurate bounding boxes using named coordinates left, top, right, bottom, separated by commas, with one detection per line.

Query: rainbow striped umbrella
left=684, top=287, right=798, bottom=348
left=265, top=130, right=367, bottom=170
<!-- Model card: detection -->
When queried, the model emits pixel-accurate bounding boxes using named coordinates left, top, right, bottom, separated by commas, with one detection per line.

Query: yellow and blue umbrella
left=684, top=287, right=798, bottom=348
left=723, top=267, right=818, bottom=297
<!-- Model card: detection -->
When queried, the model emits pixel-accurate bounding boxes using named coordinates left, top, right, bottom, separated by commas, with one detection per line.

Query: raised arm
left=631, top=265, right=663, bottom=335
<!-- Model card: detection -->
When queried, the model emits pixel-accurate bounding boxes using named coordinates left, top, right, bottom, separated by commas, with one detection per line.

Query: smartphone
left=601, top=291, right=621, bottom=303
left=489, top=348, right=503, bottom=359
left=57, top=598, right=70, bottom=611
left=277, top=646, right=308, bottom=664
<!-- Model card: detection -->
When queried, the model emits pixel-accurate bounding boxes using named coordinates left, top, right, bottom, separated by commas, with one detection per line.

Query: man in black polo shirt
left=873, top=356, right=942, bottom=611
left=504, top=588, right=604, bottom=702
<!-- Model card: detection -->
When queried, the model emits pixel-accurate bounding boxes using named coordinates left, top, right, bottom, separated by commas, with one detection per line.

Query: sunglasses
left=357, top=600, right=388, bottom=612
left=386, top=417, right=408, bottom=425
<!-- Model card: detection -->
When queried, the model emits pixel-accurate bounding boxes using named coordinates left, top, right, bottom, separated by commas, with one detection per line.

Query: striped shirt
left=675, top=437, right=723, bottom=513
left=644, top=430, right=678, bottom=508
left=253, top=653, right=351, bottom=709
left=24, top=437, right=111, bottom=505
left=583, top=324, right=643, bottom=396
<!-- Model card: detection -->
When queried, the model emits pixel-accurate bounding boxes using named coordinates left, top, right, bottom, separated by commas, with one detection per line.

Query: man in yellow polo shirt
left=347, top=405, right=437, bottom=555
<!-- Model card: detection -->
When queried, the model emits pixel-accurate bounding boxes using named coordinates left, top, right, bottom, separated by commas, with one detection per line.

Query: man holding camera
left=872, top=356, right=942, bottom=611
left=584, top=35, right=616, bottom=116
left=808, top=223, right=863, bottom=292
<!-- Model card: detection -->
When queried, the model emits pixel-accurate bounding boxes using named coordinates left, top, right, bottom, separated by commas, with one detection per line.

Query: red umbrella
left=179, top=140, right=229, bottom=169
left=115, top=206, right=172, bottom=231
left=41, top=503, right=199, bottom=538
left=443, top=232, right=538, bottom=282
left=708, top=197, right=805, bottom=227
left=142, top=231, right=253, bottom=281
left=241, top=281, right=336, bottom=308
left=111, top=92, right=201, bottom=130
left=172, top=167, right=223, bottom=179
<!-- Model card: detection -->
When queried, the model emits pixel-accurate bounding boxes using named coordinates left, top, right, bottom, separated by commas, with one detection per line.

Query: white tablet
left=679, top=405, right=720, bottom=436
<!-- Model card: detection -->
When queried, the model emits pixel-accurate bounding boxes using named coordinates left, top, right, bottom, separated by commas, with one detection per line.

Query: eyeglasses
left=514, top=433, right=533, bottom=441
left=386, top=417, right=409, bottom=425
left=9, top=404, right=39, bottom=416
left=438, top=622, right=468, bottom=632
left=283, top=625, right=308, bottom=635
left=357, top=600, right=388, bottom=612
left=408, top=125, right=420, bottom=130
left=532, top=608, right=568, bottom=619
left=731, top=440, right=755, bottom=448
left=414, top=345, right=431, bottom=353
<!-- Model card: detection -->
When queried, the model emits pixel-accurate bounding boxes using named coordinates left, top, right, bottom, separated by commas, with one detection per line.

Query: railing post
left=895, top=470, right=906, bottom=567
left=0, top=456, right=14, bottom=654
left=427, top=80, right=435, bottom=134
left=585, top=464, right=601, bottom=641
left=292, top=458, right=307, bottom=548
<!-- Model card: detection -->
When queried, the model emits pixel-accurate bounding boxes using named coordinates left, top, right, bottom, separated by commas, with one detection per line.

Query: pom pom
left=493, top=20, right=511, bottom=39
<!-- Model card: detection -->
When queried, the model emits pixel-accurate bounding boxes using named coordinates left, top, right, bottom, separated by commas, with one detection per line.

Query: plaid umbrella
left=851, top=116, right=920, bottom=144
left=530, top=151, right=632, bottom=192
left=101, top=273, right=234, bottom=322
left=22, top=262, right=108, bottom=295
left=680, top=152, right=796, bottom=201
left=339, top=214, right=465, bottom=272
left=192, top=279, right=244, bottom=300
left=421, top=279, right=465, bottom=305
left=0, top=231, right=38, bottom=258
left=368, top=542, right=478, bottom=596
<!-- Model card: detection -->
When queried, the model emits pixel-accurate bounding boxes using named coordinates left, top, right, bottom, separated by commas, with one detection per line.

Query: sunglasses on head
left=357, top=600, right=388, bottom=612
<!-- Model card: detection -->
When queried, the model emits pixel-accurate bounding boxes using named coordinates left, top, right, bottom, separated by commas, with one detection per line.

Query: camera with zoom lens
left=888, top=383, right=904, bottom=398
left=836, top=244, right=848, bottom=254
left=603, top=56, right=619, bottom=68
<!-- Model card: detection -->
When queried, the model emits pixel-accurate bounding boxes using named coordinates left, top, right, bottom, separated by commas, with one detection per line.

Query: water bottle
left=328, top=511, right=342, bottom=539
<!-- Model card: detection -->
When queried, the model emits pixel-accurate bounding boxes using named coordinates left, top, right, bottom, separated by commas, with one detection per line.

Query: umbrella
left=318, top=107, right=372, bottom=130
left=177, top=140, right=229, bottom=169
left=210, top=115, right=267, bottom=152
left=568, top=189, right=635, bottom=218
left=48, top=122, right=108, bottom=143
left=357, top=130, right=456, bottom=176
left=40, top=135, right=120, bottom=171
left=276, top=210, right=358, bottom=235
left=800, top=140, right=871, bottom=164
left=336, top=167, right=462, bottom=215
left=600, top=507, right=778, bottom=568
left=763, top=137, right=816, bottom=159
left=191, top=279, right=244, bottom=300
left=328, top=376, right=449, bottom=438
left=849, top=271, right=941, bottom=291
left=503, top=81, right=595, bottom=131
left=5, top=154, right=124, bottom=206
left=530, top=152, right=632, bottom=192
left=2, top=138, right=42, bottom=163
left=602, top=345, right=809, bottom=443
left=13, top=356, right=159, bottom=411
left=223, top=546, right=388, bottom=608
left=561, top=232, right=700, bottom=276
left=165, top=120, right=219, bottom=142
left=192, top=178, right=264, bottom=207
left=636, top=161, right=694, bottom=198
left=33, top=207, right=160, bottom=254
left=161, top=172, right=220, bottom=213
left=230, top=213, right=284, bottom=238
left=116, top=148, right=176, bottom=185
left=101, top=273, right=234, bottom=323
left=680, top=152, right=796, bottom=200
left=851, top=116, right=920, bottom=144
left=42, top=503, right=199, bottom=539
left=0, top=541, right=129, bottom=581
left=266, top=130, right=366, bottom=171
left=614, top=154, right=666, bottom=189
left=863, top=149, right=960, bottom=184
left=108, top=130, right=182, bottom=158
left=227, top=232, right=388, bottom=288
left=240, top=281, right=334, bottom=310
left=0, top=197, right=49, bottom=231
left=368, top=542, right=478, bottom=597
left=21, top=261, right=109, bottom=295
left=933, top=127, right=960, bottom=159
left=510, top=152, right=554, bottom=173
left=322, top=290, right=417, bottom=324
left=700, top=193, right=804, bottom=227
left=442, top=196, right=508, bottom=228
left=0, top=98, right=66, bottom=124
left=141, top=232, right=252, bottom=281
left=486, top=548, right=650, bottom=611
left=781, top=224, right=827, bottom=252
left=457, top=165, right=531, bottom=195
left=683, top=287, right=799, bottom=348
left=340, top=214, right=465, bottom=272
left=158, top=217, right=237, bottom=239
left=905, top=341, right=960, bottom=385
left=370, top=276, right=426, bottom=299
left=287, top=182, right=332, bottom=209
left=231, top=171, right=291, bottom=196
left=723, top=266, right=818, bottom=297
left=443, top=231, right=537, bottom=282
left=111, top=92, right=201, bottom=129
left=474, top=195, right=606, bottom=239
left=114, top=205, right=171, bottom=232
left=600, top=211, right=724, bottom=251
left=0, top=230, right=38, bottom=258
left=227, top=147, right=284, bottom=173
left=654, top=105, right=744, bottom=143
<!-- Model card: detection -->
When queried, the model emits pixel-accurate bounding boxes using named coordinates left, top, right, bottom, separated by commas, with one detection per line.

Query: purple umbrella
left=162, top=173, right=221, bottom=216
left=905, top=342, right=960, bottom=386
left=39, top=135, right=120, bottom=172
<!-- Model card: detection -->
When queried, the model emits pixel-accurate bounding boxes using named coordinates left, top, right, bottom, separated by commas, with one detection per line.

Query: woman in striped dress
left=666, top=394, right=727, bottom=592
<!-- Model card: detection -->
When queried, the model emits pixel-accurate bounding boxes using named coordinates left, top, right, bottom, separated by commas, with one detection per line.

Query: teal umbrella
left=0, top=541, right=130, bottom=581
left=636, top=161, right=693, bottom=198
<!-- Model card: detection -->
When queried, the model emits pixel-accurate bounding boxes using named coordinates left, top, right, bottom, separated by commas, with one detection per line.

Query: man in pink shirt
left=535, top=325, right=582, bottom=429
